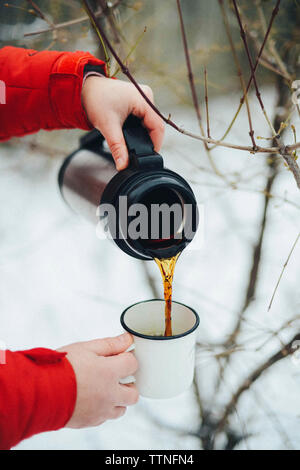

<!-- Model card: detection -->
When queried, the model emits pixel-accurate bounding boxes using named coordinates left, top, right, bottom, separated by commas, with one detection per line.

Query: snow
left=0, top=88, right=299, bottom=449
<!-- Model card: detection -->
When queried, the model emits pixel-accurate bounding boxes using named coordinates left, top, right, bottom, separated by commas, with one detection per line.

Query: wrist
left=82, top=64, right=105, bottom=87
left=49, top=51, right=107, bottom=131
left=81, top=75, right=107, bottom=127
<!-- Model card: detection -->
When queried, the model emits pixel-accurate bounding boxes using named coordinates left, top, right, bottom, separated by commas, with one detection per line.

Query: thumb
left=98, top=117, right=129, bottom=171
left=86, top=333, right=133, bottom=357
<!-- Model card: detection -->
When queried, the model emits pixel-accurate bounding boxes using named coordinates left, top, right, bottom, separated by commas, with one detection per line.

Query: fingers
left=117, top=383, right=139, bottom=406
left=97, top=117, right=129, bottom=171
left=110, top=351, right=138, bottom=378
left=110, top=406, right=127, bottom=420
left=109, top=388, right=138, bottom=420
left=86, top=333, right=133, bottom=357
left=82, top=77, right=165, bottom=171
left=98, top=84, right=164, bottom=169
left=134, top=84, right=165, bottom=153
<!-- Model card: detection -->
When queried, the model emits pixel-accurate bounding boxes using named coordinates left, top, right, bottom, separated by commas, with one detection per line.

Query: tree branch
left=218, top=0, right=257, bottom=149
left=81, top=0, right=300, bottom=170
left=24, top=0, right=123, bottom=37
left=214, top=332, right=300, bottom=437
left=232, top=0, right=300, bottom=188
left=268, top=232, right=300, bottom=311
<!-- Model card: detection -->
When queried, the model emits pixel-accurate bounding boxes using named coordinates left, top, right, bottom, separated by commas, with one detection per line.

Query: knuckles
left=108, top=141, right=126, bottom=159
left=103, top=337, right=118, bottom=352
left=158, top=119, right=165, bottom=133
left=124, top=352, right=139, bottom=373
left=130, top=387, right=139, bottom=405
left=139, top=84, right=154, bottom=101
left=116, top=407, right=127, bottom=418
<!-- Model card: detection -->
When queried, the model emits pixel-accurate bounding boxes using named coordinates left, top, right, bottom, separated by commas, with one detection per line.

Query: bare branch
left=268, top=232, right=300, bottom=311
left=218, top=0, right=256, bottom=149
left=26, top=0, right=54, bottom=27
left=204, top=67, right=211, bottom=140
left=232, top=0, right=300, bottom=187
left=253, top=391, right=294, bottom=449
left=232, top=0, right=277, bottom=136
left=214, top=333, right=300, bottom=436
left=214, top=0, right=282, bottom=146
left=175, top=0, right=227, bottom=181
left=24, top=0, right=123, bottom=38
left=81, top=0, right=300, bottom=167
left=24, top=14, right=89, bottom=37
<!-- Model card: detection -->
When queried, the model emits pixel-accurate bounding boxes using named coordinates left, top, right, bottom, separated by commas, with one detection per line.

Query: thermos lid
left=100, top=115, right=199, bottom=260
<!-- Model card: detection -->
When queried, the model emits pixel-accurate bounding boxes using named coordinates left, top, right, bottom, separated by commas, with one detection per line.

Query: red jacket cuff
left=49, top=50, right=107, bottom=130
left=0, top=47, right=107, bottom=141
left=0, top=348, right=76, bottom=450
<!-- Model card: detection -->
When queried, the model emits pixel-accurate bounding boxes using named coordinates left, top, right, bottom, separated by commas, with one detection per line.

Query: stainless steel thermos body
left=58, top=115, right=198, bottom=260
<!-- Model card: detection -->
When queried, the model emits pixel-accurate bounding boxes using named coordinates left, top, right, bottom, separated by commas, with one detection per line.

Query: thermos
left=58, top=115, right=198, bottom=260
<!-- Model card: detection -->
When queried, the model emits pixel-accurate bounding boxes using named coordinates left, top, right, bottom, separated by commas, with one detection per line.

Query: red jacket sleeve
left=0, top=46, right=106, bottom=141
left=0, top=348, right=77, bottom=450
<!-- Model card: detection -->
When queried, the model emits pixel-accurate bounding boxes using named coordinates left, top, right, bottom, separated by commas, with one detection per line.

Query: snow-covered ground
left=1, top=89, right=299, bottom=449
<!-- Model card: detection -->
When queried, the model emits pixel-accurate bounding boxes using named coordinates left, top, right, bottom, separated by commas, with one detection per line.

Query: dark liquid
left=139, top=188, right=184, bottom=336
left=154, top=253, right=181, bottom=337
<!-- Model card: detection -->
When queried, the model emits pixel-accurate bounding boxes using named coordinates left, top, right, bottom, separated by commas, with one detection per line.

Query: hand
left=81, top=76, right=165, bottom=170
left=58, top=333, right=139, bottom=429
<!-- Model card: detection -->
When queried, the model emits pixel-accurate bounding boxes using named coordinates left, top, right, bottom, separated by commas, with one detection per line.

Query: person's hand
left=58, top=333, right=139, bottom=429
left=81, top=76, right=165, bottom=171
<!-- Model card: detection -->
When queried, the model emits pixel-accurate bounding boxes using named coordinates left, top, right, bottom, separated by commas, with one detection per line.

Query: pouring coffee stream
left=59, top=115, right=198, bottom=336
left=154, top=253, right=181, bottom=337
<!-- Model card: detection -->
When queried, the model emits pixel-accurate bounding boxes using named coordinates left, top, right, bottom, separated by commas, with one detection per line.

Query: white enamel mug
left=120, top=299, right=200, bottom=399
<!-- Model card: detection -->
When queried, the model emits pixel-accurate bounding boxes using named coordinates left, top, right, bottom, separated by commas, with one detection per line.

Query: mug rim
left=120, top=298, right=200, bottom=341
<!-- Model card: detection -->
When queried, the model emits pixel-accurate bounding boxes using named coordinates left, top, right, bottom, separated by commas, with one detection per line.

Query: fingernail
left=115, top=157, right=124, bottom=171
left=122, top=332, right=133, bottom=344
left=118, top=332, right=130, bottom=341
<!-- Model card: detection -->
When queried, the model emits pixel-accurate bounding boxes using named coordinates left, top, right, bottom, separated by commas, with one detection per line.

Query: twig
left=253, top=391, right=294, bottom=449
left=226, top=162, right=276, bottom=343
left=214, top=0, right=281, bottom=146
left=97, top=0, right=120, bottom=45
left=218, top=0, right=256, bottom=149
left=245, top=1, right=300, bottom=125
left=25, top=0, right=58, bottom=49
left=268, top=232, right=300, bottom=311
left=82, top=2, right=111, bottom=74
left=193, top=368, right=205, bottom=421
left=24, top=0, right=123, bottom=38
left=211, top=71, right=290, bottom=405
left=112, top=27, right=147, bottom=77
left=255, top=316, right=300, bottom=353
left=189, top=179, right=300, bottom=211
left=214, top=333, right=300, bottom=436
left=227, top=69, right=292, bottom=343
left=245, top=3, right=300, bottom=120
left=81, top=0, right=300, bottom=163
left=175, top=0, right=225, bottom=181
left=199, top=357, right=252, bottom=449
left=26, top=0, right=54, bottom=27
left=255, top=0, right=290, bottom=80
left=24, top=14, right=89, bottom=36
left=257, top=56, right=290, bottom=80
left=232, top=0, right=300, bottom=188
left=175, top=0, right=205, bottom=140
left=284, top=141, right=300, bottom=153
left=204, top=67, right=211, bottom=139
left=232, top=0, right=277, bottom=137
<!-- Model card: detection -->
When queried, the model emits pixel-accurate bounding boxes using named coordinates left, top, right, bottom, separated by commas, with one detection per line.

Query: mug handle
left=119, top=343, right=136, bottom=385
left=119, top=375, right=136, bottom=385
